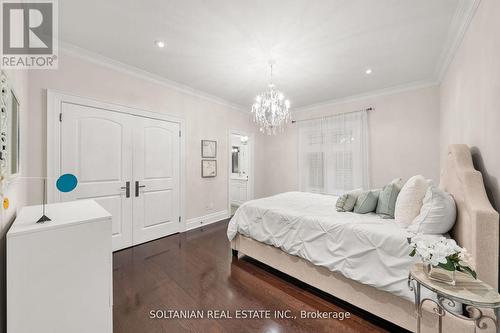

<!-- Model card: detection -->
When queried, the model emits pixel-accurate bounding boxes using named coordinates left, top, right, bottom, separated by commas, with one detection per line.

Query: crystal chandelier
left=251, top=62, right=291, bottom=135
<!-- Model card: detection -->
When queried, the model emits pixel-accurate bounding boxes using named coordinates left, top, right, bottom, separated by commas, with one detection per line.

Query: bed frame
left=231, top=145, right=499, bottom=332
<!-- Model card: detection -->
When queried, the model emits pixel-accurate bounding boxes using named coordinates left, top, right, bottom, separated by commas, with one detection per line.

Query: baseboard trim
left=186, top=210, right=230, bottom=231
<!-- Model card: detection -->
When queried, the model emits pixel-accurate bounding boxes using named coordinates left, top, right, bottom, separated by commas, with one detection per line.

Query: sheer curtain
left=298, top=110, right=369, bottom=195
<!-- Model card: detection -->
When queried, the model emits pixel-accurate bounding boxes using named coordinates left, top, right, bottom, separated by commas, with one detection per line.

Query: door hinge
left=178, top=216, right=181, bottom=223
left=179, top=130, right=181, bottom=137
left=59, top=113, right=62, bottom=122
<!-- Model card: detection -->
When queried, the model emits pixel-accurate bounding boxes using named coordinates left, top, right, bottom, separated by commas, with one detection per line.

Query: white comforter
left=227, top=192, right=439, bottom=301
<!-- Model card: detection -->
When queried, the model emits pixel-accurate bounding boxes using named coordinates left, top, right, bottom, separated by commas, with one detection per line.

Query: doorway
left=228, top=131, right=253, bottom=216
left=48, top=91, right=184, bottom=251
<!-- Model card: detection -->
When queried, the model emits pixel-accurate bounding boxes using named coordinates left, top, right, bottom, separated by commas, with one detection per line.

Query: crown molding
left=59, top=42, right=248, bottom=113
left=434, top=0, right=481, bottom=82
left=293, top=80, right=439, bottom=113
left=60, top=0, right=480, bottom=116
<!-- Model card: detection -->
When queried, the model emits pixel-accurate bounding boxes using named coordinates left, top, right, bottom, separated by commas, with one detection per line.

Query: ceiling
left=59, top=0, right=475, bottom=109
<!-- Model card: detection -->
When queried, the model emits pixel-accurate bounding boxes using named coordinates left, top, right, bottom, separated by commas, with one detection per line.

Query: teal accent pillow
left=376, top=183, right=400, bottom=218
left=354, top=190, right=380, bottom=214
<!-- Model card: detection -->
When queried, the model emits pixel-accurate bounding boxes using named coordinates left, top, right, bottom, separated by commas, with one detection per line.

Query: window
left=307, top=152, right=324, bottom=191
left=298, top=110, right=369, bottom=195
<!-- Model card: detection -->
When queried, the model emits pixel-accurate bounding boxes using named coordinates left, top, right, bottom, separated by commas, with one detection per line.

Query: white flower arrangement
left=409, top=235, right=476, bottom=279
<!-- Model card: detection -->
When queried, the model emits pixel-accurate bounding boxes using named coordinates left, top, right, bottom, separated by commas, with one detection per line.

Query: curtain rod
left=290, top=107, right=373, bottom=124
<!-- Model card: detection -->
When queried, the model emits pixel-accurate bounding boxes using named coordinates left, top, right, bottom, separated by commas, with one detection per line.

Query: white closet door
left=60, top=103, right=133, bottom=251
left=132, top=117, right=180, bottom=245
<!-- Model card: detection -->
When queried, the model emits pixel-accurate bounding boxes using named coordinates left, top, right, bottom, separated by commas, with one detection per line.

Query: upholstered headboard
left=440, top=144, right=499, bottom=289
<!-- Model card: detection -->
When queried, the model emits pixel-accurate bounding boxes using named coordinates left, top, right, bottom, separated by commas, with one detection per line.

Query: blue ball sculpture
left=56, top=174, right=78, bottom=193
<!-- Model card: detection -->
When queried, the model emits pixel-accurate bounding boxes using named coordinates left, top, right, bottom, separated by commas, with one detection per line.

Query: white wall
left=0, top=69, right=29, bottom=333
left=440, top=0, right=500, bottom=211
left=26, top=51, right=261, bottom=221
left=256, top=85, right=441, bottom=197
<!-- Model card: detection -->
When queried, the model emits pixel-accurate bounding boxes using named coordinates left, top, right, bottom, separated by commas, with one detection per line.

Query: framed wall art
left=201, top=140, right=216, bottom=158
left=201, top=160, right=217, bottom=178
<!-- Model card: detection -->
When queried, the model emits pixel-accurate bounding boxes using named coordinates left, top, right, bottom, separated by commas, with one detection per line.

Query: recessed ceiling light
left=365, top=69, right=373, bottom=75
left=154, top=40, right=165, bottom=48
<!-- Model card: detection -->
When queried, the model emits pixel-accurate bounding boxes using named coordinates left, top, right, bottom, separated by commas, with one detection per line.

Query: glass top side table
left=408, top=263, right=500, bottom=333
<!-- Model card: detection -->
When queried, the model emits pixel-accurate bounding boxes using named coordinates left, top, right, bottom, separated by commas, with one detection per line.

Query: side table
left=408, top=263, right=500, bottom=333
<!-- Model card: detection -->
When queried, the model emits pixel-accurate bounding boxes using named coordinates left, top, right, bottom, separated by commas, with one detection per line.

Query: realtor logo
left=1, top=0, right=58, bottom=69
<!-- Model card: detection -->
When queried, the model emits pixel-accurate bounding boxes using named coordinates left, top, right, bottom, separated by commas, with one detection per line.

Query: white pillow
left=408, top=186, right=456, bottom=234
left=394, top=175, right=429, bottom=227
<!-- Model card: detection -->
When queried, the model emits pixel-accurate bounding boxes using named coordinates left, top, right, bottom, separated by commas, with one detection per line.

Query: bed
left=228, top=145, right=499, bottom=332
left=227, top=191, right=442, bottom=302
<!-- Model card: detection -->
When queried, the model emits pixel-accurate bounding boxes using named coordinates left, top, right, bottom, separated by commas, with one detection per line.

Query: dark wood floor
left=113, top=220, right=390, bottom=333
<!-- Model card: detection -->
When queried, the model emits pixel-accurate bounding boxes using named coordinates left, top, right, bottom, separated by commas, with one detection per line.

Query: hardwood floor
left=113, top=220, right=396, bottom=333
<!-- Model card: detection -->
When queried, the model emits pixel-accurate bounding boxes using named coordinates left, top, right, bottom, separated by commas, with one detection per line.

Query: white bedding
left=227, top=191, right=441, bottom=301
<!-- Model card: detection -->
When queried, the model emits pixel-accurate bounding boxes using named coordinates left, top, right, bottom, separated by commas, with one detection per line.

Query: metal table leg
left=416, top=283, right=422, bottom=333
left=495, top=307, right=500, bottom=333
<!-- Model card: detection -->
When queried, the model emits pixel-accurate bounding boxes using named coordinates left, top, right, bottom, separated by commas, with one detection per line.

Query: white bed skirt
left=231, top=234, right=483, bottom=333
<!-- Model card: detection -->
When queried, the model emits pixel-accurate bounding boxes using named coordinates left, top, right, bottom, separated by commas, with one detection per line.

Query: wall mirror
left=9, top=91, right=20, bottom=176
left=0, top=71, right=21, bottom=181
left=231, top=134, right=248, bottom=177
left=232, top=146, right=240, bottom=173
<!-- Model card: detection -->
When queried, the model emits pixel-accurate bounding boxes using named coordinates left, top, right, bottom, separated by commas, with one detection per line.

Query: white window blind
left=298, top=110, right=369, bottom=195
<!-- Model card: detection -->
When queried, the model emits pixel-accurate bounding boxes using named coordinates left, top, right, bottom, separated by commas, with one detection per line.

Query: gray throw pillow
left=354, top=190, right=380, bottom=214
left=336, top=194, right=348, bottom=212
left=343, top=192, right=359, bottom=212
left=376, top=183, right=401, bottom=218
left=335, top=189, right=362, bottom=212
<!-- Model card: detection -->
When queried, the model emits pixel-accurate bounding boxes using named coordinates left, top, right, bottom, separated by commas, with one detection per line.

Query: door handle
left=120, top=181, right=130, bottom=198
left=135, top=181, right=146, bottom=197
